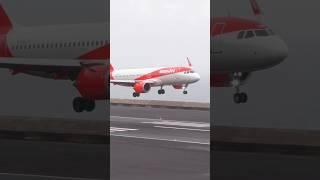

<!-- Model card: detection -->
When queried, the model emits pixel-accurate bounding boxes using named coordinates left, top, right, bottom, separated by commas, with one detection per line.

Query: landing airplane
left=110, top=59, right=200, bottom=97
left=0, top=5, right=109, bottom=113
left=212, top=0, right=288, bottom=103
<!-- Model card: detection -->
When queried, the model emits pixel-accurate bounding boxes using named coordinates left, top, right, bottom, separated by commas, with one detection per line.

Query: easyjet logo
left=159, top=68, right=176, bottom=74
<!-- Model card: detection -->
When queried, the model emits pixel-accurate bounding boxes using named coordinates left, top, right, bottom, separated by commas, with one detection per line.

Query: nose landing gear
left=233, top=91, right=248, bottom=104
left=232, top=72, right=248, bottom=104
left=182, top=84, right=188, bottom=95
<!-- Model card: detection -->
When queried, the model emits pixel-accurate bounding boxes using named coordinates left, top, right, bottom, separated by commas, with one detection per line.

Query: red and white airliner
left=110, top=59, right=200, bottom=97
left=212, top=0, right=288, bottom=103
left=0, top=5, right=109, bottom=112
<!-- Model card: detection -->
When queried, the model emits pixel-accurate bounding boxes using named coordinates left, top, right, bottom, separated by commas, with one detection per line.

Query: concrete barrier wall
left=110, top=98, right=210, bottom=110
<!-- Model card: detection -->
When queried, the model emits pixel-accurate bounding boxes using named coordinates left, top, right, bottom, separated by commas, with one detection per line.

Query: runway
left=0, top=105, right=210, bottom=179
left=110, top=105, right=210, bottom=180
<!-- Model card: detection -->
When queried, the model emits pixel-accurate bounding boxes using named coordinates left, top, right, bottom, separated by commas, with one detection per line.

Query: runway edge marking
left=111, top=134, right=210, bottom=145
left=154, top=126, right=210, bottom=132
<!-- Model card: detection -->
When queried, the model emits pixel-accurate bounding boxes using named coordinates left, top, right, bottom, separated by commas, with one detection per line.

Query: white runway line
left=0, top=172, right=97, bottom=180
left=141, top=120, right=209, bottom=128
left=111, top=134, right=209, bottom=145
left=154, top=126, right=210, bottom=132
left=110, top=127, right=138, bottom=133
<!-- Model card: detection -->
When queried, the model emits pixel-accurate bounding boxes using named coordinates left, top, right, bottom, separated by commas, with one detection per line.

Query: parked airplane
left=212, top=0, right=288, bottom=103
left=110, top=59, right=200, bottom=97
left=0, top=5, right=109, bottom=112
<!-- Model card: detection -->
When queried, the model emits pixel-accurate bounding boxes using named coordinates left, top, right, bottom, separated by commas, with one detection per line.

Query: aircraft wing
left=110, top=79, right=157, bottom=86
left=0, top=57, right=106, bottom=80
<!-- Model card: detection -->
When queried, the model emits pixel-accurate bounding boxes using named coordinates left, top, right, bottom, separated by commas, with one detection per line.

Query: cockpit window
left=237, top=29, right=275, bottom=40
left=245, top=31, right=254, bottom=39
left=255, top=29, right=269, bottom=37
left=237, top=31, right=245, bottom=39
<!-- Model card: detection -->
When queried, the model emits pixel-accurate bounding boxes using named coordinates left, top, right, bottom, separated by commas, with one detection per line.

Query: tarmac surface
left=110, top=106, right=210, bottom=180
left=0, top=105, right=210, bottom=180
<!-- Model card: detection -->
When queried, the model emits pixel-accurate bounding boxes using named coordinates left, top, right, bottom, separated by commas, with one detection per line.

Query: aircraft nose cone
left=276, top=39, right=288, bottom=61
left=193, top=73, right=200, bottom=82
left=271, top=38, right=288, bottom=65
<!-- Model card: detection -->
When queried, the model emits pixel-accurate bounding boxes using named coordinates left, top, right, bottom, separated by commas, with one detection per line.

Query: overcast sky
left=213, top=0, right=320, bottom=129
left=110, top=0, right=210, bottom=102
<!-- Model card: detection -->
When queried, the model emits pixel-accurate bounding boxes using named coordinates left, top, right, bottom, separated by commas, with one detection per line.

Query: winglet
left=186, top=57, right=192, bottom=67
left=0, top=5, right=13, bottom=34
left=249, top=0, right=263, bottom=18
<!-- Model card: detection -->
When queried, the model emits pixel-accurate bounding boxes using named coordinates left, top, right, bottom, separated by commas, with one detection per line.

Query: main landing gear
left=73, top=97, right=95, bottom=113
left=133, top=92, right=140, bottom=97
left=158, top=87, right=165, bottom=95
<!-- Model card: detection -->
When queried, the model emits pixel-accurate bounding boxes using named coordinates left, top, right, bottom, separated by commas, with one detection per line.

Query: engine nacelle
left=133, top=82, right=151, bottom=93
left=75, top=66, right=108, bottom=100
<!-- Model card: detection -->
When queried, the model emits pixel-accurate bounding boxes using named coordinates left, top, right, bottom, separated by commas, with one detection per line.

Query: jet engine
left=133, top=82, right=151, bottom=93
left=75, top=65, right=108, bottom=100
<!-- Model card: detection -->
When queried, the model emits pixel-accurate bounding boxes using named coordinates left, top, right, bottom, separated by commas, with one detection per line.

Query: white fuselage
left=112, top=67, right=200, bottom=87
left=2, top=23, right=109, bottom=59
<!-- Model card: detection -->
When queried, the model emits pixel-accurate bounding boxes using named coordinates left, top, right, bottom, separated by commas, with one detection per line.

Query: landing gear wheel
left=133, top=92, right=140, bottom=97
left=158, top=89, right=165, bottom=94
left=239, top=93, right=248, bottom=103
left=84, top=100, right=95, bottom=112
left=233, top=93, right=242, bottom=104
left=233, top=93, right=248, bottom=104
left=73, top=97, right=84, bottom=113
left=183, top=90, right=188, bottom=94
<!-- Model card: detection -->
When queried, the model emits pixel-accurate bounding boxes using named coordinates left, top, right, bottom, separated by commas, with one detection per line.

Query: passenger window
left=245, top=31, right=254, bottom=39
left=255, top=29, right=269, bottom=37
left=237, top=31, right=245, bottom=39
